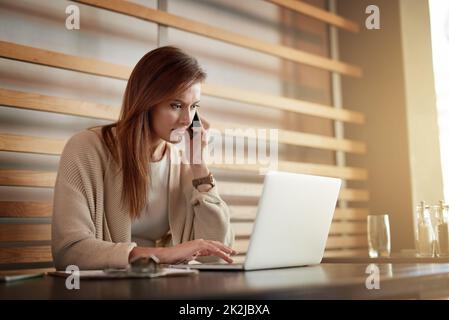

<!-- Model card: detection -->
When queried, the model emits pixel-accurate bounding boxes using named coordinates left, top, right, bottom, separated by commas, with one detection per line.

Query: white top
left=131, top=149, right=170, bottom=247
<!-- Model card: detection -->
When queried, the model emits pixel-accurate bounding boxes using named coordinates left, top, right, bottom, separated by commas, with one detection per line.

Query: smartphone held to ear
left=188, top=111, right=202, bottom=139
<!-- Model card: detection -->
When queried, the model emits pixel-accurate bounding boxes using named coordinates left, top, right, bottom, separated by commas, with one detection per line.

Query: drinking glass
left=367, top=214, right=391, bottom=258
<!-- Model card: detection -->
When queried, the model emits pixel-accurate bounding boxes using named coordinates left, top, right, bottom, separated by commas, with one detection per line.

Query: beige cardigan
left=51, top=128, right=234, bottom=270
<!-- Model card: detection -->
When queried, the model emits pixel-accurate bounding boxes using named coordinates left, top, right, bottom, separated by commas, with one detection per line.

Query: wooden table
left=322, top=253, right=449, bottom=264
left=2, top=263, right=449, bottom=299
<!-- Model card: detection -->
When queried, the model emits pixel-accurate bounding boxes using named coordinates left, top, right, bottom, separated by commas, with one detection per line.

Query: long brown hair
left=101, top=46, right=206, bottom=219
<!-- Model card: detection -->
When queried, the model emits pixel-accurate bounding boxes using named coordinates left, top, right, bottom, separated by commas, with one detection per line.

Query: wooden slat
left=74, top=0, right=362, bottom=77
left=0, top=224, right=51, bottom=242
left=232, top=221, right=366, bottom=238
left=323, top=249, right=368, bottom=258
left=230, top=206, right=257, bottom=221
left=0, top=170, right=56, bottom=188
left=326, top=235, right=367, bottom=250
left=232, top=222, right=254, bottom=238
left=230, top=206, right=369, bottom=222
left=0, top=133, right=66, bottom=155
left=278, top=161, right=367, bottom=180
left=220, top=182, right=263, bottom=198
left=339, top=189, right=369, bottom=202
left=0, top=49, right=365, bottom=124
left=0, top=88, right=119, bottom=120
left=220, top=181, right=369, bottom=202
left=0, top=201, right=52, bottom=218
left=266, top=0, right=359, bottom=33
left=333, top=208, right=369, bottom=221
left=0, top=246, right=52, bottom=264
left=213, top=162, right=368, bottom=180
left=212, top=122, right=366, bottom=153
left=203, top=84, right=365, bottom=124
left=233, top=235, right=368, bottom=254
left=329, top=222, right=366, bottom=235
left=0, top=41, right=130, bottom=80
left=277, top=128, right=366, bottom=154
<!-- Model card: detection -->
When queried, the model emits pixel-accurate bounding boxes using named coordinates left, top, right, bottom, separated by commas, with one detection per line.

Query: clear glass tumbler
left=367, top=214, right=391, bottom=258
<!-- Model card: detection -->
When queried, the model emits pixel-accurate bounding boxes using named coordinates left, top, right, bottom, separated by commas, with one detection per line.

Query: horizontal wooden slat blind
left=231, top=221, right=366, bottom=238
left=265, top=0, right=359, bottom=33
left=0, top=0, right=368, bottom=269
left=0, top=202, right=369, bottom=221
left=234, top=235, right=367, bottom=255
left=0, top=221, right=367, bottom=247
left=0, top=43, right=365, bottom=124
left=0, top=163, right=367, bottom=185
left=0, top=170, right=368, bottom=203
left=229, top=206, right=369, bottom=222
left=0, top=88, right=366, bottom=153
left=212, top=162, right=367, bottom=180
left=0, top=216, right=367, bottom=238
left=202, top=84, right=365, bottom=124
left=73, top=0, right=362, bottom=77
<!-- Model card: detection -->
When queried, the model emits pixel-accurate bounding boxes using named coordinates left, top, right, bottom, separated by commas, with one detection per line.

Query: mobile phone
left=188, top=111, right=202, bottom=139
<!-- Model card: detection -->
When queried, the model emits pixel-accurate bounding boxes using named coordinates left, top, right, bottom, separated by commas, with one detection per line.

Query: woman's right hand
left=129, top=239, right=237, bottom=265
left=159, top=239, right=237, bottom=264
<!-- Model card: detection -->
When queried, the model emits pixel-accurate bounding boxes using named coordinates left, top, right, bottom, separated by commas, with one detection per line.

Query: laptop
left=171, top=171, right=341, bottom=271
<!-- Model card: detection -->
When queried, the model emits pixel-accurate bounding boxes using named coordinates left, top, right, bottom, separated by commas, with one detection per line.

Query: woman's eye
left=170, top=103, right=200, bottom=110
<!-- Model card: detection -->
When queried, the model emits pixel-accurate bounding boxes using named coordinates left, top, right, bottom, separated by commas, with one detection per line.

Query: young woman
left=51, top=46, right=235, bottom=270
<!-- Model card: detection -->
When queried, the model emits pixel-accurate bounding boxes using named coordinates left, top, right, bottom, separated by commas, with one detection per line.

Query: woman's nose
left=179, top=108, right=192, bottom=125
